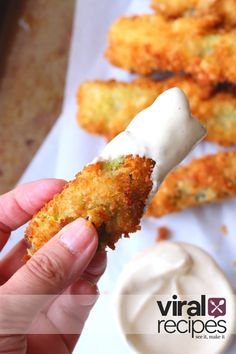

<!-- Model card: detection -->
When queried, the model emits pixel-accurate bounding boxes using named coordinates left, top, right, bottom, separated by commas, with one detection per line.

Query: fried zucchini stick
left=26, top=156, right=154, bottom=254
left=105, top=14, right=236, bottom=86
left=147, top=151, right=236, bottom=217
left=151, top=0, right=236, bottom=27
left=25, top=88, right=205, bottom=256
left=77, top=77, right=236, bottom=146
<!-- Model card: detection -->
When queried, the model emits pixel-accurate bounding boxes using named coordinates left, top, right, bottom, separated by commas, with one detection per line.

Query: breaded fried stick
left=25, top=88, right=205, bottom=256
left=26, top=156, right=154, bottom=254
left=105, top=14, right=236, bottom=86
left=77, top=77, right=236, bottom=146
left=147, top=151, right=236, bottom=217
left=151, top=0, right=236, bottom=27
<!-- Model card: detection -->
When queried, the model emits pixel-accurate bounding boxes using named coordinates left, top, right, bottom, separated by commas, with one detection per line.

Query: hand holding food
left=3, top=0, right=236, bottom=352
left=0, top=180, right=107, bottom=353
left=25, top=88, right=206, bottom=256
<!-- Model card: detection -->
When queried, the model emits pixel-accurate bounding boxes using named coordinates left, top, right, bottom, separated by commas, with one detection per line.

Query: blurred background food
left=0, top=0, right=74, bottom=194
left=77, top=77, right=236, bottom=146
left=76, top=0, right=236, bottom=219
left=147, top=151, right=236, bottom=217
left=151, top=0, right=236, bottom=26
left=105, top=14, right=236, bottom=86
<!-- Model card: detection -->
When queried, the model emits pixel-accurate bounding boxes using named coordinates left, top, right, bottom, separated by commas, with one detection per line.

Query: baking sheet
left=4, top=0, right=236, bottom=353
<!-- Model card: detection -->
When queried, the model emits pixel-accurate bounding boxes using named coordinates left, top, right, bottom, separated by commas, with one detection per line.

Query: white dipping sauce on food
left=97, top=88, right=206, bottom=200
left=113, top=242, right=235, bottom=354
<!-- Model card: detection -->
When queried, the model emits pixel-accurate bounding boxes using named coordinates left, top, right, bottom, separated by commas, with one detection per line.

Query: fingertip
left=59, top=218, right=98, bottom=255
left=34, top=178, right=67, bottom=195
left=83, top=219, right=98, bottom=239
left=20, top=178, right=66, bottom=193
left=13, top=179, right=67, bottom=215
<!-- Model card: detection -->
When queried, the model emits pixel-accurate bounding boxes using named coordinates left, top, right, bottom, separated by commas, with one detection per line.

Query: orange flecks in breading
left=220, top=224, right=228, bottom=235
left=156, top=226, right=171, bottom=242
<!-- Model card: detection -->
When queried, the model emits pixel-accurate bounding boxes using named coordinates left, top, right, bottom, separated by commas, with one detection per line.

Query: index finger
left=0, top=179, right=66, bottom=250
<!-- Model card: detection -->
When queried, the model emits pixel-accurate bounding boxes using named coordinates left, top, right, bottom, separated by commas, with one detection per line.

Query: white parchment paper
left=4, top=0, right=236, bottom=353
left=60, top=1, right=236, bottom=353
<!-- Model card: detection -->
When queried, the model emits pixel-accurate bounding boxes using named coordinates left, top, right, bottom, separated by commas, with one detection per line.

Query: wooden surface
left=0, top=0, right=75, bottom=193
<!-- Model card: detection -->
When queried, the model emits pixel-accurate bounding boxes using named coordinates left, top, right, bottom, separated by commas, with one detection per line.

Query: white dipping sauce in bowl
left=113, top=242, right=235, bottom=354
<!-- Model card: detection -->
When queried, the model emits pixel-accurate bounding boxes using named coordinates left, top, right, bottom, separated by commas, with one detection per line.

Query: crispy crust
left=147, top=151, right=236, bottom=217
left=151, top=0, right=236, bottom=27
left=105, top=14, right=236, bottom=86
left=77, top=77, right=236, bottom=146
left=25, top=156, right=154, bottom=256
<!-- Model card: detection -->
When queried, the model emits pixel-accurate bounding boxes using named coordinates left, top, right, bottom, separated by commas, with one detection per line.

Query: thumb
left=0, top=218, right=98, bottom=333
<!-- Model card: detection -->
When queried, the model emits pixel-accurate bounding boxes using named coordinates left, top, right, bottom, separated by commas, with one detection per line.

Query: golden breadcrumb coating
left=147, top=151, right=236, bottom=217
left=105, top=14, right=236, bottom=86
left=77, top=77, right=236, bottom=146
left=151, top=0, right=236, bottom=27
left=25, top=156, right=154, bottom=256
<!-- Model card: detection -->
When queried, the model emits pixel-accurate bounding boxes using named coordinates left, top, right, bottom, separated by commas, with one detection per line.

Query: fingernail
left=59, top=218, right=97, bottom=254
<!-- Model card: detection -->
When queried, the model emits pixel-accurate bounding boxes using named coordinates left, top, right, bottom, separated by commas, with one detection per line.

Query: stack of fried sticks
left=77, top=0, right=236, bottom=218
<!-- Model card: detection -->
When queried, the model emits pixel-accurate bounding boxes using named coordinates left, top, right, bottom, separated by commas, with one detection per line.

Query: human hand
left=0, top=179, right=107, bottom=354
